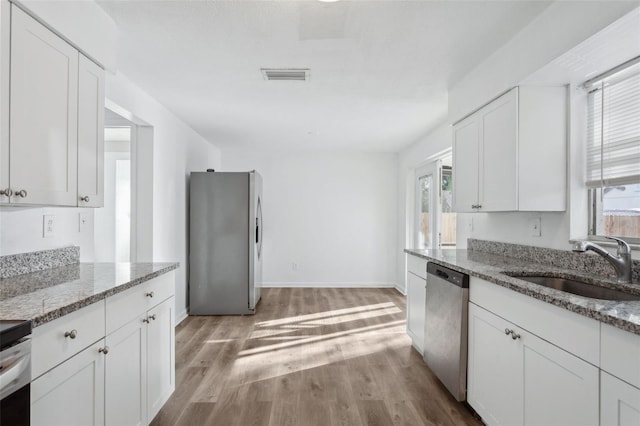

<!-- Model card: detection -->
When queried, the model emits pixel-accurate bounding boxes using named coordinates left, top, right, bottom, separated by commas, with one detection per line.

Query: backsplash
left=0, top=246, right=80, bottom=279
left=468, top=239, right=640, bottom=284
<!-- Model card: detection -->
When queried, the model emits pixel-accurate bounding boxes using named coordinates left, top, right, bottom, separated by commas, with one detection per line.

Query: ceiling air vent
left=261, top=68, right=310, bottom=81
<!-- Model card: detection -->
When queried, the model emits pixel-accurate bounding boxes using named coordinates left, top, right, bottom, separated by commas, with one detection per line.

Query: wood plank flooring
left=151, top=288, right=482, bottom=426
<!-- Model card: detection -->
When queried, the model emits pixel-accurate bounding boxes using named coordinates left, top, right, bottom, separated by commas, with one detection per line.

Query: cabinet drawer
left=407, top=255, right=427, bottom=279
left=106, top=284, right=149, bottom=335
left=469, top=277, right=600, bottom=366
left=106, top=272, right=175, bottom=334
left=601, top=323, right=640, bottom=388
left=32, top=301, right=105, bottom=379
left=146, top=272, right=175, bottom=306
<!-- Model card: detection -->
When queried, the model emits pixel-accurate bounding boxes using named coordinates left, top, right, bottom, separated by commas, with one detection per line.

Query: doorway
left=94, top=109, right=134, bottom=262
left=413, top=152, right=456, bottom=249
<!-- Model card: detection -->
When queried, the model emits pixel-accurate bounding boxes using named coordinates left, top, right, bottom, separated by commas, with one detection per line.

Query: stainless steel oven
left=0, top=320, right=31, bottom=426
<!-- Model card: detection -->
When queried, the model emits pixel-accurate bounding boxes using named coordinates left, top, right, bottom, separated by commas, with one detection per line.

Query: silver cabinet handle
left=99, top=346, right=109, bottom=355
left=504, top=328, right=512, bottom=336
left=64, top=329, right=77, bottom=339
left=79, top=195, right=90, bottom=202
left=149, top=314, right=156, bottom=321
left=0, top=188, right=11, bottom=197
left=15, top=189, right=27, bottom=198
left=145, top=292, right=154, bottom=298
left=511, top=332, right=521, bottom=340
left=142, top=318, right=150, bottom=324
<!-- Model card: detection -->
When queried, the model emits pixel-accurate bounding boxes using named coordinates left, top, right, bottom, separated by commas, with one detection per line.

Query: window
left=585, top=57, right=640, bottom=243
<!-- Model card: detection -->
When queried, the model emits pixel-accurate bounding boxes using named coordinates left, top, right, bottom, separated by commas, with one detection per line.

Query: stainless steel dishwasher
left=424, top=262, right=469, bottom=402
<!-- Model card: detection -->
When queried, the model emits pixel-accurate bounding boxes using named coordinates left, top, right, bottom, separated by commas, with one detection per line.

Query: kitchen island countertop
left=0, top=262, right=178, bottom=327
left=405, top=248, right=640, bottom=335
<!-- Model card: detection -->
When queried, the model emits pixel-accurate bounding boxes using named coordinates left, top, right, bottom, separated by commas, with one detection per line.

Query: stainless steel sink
left=506, top=274, right=640, bottom=301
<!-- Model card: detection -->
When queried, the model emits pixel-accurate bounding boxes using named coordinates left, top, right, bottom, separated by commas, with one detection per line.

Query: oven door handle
left=0, top=354, right=30, bottom=400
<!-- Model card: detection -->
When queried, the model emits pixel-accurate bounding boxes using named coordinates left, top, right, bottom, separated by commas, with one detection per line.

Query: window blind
left=586, top=58, right=640, bottom=188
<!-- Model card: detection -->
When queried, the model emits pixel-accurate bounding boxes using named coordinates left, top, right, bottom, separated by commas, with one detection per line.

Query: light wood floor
left=151, top=288, right=482, bottom=426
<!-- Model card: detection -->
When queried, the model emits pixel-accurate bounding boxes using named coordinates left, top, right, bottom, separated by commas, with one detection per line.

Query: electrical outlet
left=79, top=213, right=89, bottom=233
left=43, top=215, right=55, bottom=238
left=528, top=217, right=542, bottom=237
left=467, top=217, right=474, bottom=232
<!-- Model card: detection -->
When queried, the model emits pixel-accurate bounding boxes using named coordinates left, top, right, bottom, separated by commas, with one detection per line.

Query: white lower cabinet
left=146, top=297, right=175, bottom=421
left=468, top=302, right=599, bottom=426
left=467, top=303, right=522, bottom=426
left=406, top=272, right=426, bottom=353
left=105, top=318, right=147, bottom=426
left=30, top=272, right=176, bottom=426
left=601, top=371, right=640, bottom=426
left=31, top=340, right=106, bottom=426
left=406, top=254, right=427, bottom=353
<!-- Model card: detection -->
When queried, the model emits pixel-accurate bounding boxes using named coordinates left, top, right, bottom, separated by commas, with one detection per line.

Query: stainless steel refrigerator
left=189, top=171, right=263, bottom=315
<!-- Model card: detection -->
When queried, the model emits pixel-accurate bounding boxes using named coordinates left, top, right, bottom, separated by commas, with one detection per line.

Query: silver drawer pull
left=142, top=318, right=150, bottom=324
left=504, top=328, right=512, bottom=336
left=145, top=291, right=154, bottom=298
left=15, top=189, right=27, bottom=198
left=64, top=329, right=77, bottom=339
left=149, top=314, right=156, bottom=321
left=99, top=346, right=109, bottom=355
left=511, top=332, right=521, bottom=340
left=0, top=188, right=12, bottom=197
left=79, top=195, right=90, bottom=202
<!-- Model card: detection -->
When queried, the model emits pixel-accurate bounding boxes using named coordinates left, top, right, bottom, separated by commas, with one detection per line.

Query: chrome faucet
left=572, top=237, right=632, bottom=284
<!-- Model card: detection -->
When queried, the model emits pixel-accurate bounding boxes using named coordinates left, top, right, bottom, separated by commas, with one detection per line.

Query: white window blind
left=586, top=58, right=640, bottom=188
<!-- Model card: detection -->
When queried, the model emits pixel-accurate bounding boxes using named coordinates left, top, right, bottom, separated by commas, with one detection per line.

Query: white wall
left=105, top=72, right=222, bottom=323
left=221, top=150, right=398, bottom=289
left=0, top=206, right=95, bottom=260
left=448, top=1, right=639, bottom=123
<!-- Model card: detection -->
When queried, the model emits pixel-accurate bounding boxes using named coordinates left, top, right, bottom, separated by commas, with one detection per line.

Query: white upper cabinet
left=453, top=86, right=567, bottom=213
left=78, top=54, right=105, bottom=207
left=0, top=5, right=104, bottom=207
left=9, top=5, right=78, bottom=206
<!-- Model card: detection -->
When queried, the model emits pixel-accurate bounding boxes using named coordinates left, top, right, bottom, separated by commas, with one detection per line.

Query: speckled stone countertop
left=405, top=248, right=640, bottom=335
left=0, top=262, right=179, bottom=327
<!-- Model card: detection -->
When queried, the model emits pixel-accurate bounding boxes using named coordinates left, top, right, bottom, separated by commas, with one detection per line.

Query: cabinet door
left=601, top=372, right=640, bottom=426
left=479, top=88, right=517, bottom=211
left=9, top=5, right=78, bottom=206
left=452, top=115, right=479, bottom=212
left=406, top=272, right=426, bottom=353
left=31, top=340, right=105, bottom=426
left=522, top=326, right=599, bottom=426
left=77, top=54, right=104, bottom=207
left=467, top=303, right=522, bottom=426
left=105, top=317, right=147, bottom=426
left=147, top=296, right=175, bottom=422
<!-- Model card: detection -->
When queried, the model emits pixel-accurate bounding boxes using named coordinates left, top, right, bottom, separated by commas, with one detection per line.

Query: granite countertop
left=405, top=248, right=640, bottom=335
left=0, top=262, right=179, bottom=327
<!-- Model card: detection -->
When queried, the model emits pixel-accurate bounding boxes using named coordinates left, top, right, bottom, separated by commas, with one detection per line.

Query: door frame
left=414, top=160, right=441, bottom=249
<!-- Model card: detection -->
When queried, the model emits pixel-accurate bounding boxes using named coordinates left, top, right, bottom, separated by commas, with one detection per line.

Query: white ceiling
left=98, top=0, right=552, bottom=152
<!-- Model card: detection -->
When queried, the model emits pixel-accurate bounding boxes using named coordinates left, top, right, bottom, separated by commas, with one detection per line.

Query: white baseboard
left=394, top=285, right=407, bottom=296
left=261, top=282, right=397, bottom=289
left=175, top=309, right=188, bottom=326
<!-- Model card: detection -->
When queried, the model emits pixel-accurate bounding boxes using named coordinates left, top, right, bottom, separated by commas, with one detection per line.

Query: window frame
left=584, top=56, right=640, bottom=244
